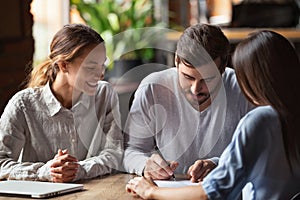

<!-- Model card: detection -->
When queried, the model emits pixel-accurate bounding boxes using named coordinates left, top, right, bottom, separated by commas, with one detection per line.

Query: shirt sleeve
left=0, top=96, right=52, bottom=181
left=123, top=84, right=157, bottom=175
left=74, top=87, right=124, bottom=181
left=209, top=157, right=219, bottom=165
left=201, top=116, right=250, bottom=200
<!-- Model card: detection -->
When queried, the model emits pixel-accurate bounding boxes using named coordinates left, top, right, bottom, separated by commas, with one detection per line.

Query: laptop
left=0, top=180, right=83, bottom=198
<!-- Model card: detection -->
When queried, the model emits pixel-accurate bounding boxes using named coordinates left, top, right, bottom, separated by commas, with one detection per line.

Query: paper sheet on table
left=154, top=180, right=200, bottom=188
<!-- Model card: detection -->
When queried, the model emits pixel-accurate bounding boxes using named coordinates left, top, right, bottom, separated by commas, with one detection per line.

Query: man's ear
left=56, top=60, right=68, bottom=73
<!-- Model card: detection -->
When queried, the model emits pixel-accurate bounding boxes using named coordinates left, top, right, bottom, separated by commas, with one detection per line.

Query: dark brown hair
left=26, top=24, right=104, bottom=88
left=176, top=23, right=230, bottom=74
left=232, top=30, right=300, bottom=171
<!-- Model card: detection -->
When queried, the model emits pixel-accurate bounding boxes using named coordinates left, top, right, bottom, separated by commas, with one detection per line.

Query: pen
left=154, top=145, right=176, bottom=181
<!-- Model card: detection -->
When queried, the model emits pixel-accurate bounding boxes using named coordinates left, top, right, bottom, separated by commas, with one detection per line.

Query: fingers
left=187, top=165, right=193, bottom=179
left=55, top=151, right=76, bottom=161
left=144, top=158, right=168, bottom=180
left=189, top=160, right=203, bottom=181
left=199, top=168, right=211, bottom=181
left=54, top=149, right=68, bottom=158
left=51, top=161, right=79, bottom=172
left=51, top=150, right=79, bottom=183
left=126, top=185, right=138, bottom=196
left=51, top=171, right=77, bottom=183
left=126, top=177, right=141, bottom=196
left=189, top=160, right=216, bottom=182
left=126, top=176, right=156, bottom=199
left=144, top=154, right=178, bottom=180
left=128, top=177, right=142, bottom=185
left=126, top=180, right=138, bottom=197
left=169, top=161, right=179, bottom=172
left=50, top=162, right=78, bottom=183
left=51, top=154, right=78, bottom=168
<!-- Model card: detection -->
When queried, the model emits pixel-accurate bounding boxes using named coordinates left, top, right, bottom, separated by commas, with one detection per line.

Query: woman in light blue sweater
left=126, top=30, right=300, bottom=200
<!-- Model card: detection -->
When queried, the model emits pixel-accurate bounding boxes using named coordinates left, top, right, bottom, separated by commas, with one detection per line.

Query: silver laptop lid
left=0, top=180, right=83, bottom=198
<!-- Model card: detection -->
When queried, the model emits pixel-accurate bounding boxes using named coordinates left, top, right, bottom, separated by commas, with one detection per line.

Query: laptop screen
left=0, top=180, right=83, bottom=198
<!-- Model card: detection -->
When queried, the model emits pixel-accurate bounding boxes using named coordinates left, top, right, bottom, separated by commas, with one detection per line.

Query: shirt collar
left=42, top=82, right=62, bottom=116
left=42, top=82, right=91, bottom=115
left=72, top=92, right=90, bottom=110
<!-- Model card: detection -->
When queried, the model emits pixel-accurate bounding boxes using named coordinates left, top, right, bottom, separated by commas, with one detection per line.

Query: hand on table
left=188, top=159, right=216, bottom=182
left=126, top=176, right=157, bottom=199
left=143, top=154, right=179, bottom=180
left=50, top=149, right=79, bottom=183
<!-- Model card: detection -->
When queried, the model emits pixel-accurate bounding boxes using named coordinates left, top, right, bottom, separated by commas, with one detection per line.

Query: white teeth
left=87, top=82, right=97, bottom=87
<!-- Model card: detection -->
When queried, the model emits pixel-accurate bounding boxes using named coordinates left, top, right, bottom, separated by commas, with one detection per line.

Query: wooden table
left=0, top=173, right=141, bottom=200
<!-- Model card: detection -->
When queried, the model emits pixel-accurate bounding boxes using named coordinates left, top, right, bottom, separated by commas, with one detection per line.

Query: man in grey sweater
left=123, top=24, right=253, bottom=181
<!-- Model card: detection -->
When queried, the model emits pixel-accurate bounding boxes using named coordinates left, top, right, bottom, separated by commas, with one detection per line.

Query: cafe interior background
left=0, top=0, right=299, bottom=127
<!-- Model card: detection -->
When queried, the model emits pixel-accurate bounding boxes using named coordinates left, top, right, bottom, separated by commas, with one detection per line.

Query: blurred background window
left=30, top=0, right=69, bottom=66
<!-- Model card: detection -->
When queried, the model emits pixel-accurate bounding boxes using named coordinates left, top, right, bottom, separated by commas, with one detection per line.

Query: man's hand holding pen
left=143, top=148, right=179, bottom=180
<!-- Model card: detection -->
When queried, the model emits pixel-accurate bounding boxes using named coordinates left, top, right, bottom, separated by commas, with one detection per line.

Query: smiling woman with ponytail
left=0, top=24, right=123, bottom=183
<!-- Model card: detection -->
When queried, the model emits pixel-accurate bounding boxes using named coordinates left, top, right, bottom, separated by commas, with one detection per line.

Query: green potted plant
left=70, top=0, right=164, bottom=78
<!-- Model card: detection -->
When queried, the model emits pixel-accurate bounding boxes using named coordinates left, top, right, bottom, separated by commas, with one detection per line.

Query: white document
left=154, top=180, right=200, bottom=188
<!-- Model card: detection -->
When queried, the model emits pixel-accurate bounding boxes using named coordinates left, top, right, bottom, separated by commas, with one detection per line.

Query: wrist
left=147, top=185, right=158, bottom=199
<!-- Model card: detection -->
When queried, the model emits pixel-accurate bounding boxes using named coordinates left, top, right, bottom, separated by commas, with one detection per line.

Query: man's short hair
left=176, top=23, right=230, bottom=73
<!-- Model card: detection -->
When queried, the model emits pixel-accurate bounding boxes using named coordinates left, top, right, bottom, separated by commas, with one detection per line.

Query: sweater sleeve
left=123, top=84, right=157, bottom=175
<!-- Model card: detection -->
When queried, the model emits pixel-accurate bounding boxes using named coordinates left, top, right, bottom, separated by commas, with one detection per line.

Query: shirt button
left=71, top=139, right=76, bottom=143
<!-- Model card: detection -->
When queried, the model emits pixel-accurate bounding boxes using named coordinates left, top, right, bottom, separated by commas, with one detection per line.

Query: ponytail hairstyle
left=232, top=30, right=300, bottom=172
left=26, top=24, right=104, bottom=88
